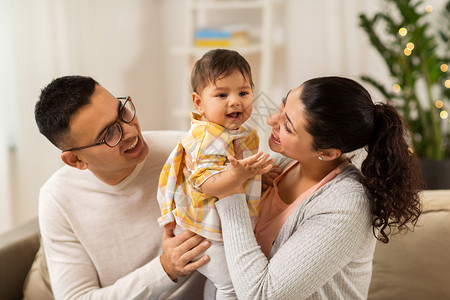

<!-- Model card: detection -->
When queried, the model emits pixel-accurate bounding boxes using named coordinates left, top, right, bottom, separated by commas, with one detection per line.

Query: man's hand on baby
left=228, top=152, right=274, bottom=185
left=160, top=221, right=210, bottom=281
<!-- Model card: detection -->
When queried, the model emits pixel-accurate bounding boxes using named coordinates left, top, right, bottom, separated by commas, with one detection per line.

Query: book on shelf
left=194, top=25, right=251, bottom=47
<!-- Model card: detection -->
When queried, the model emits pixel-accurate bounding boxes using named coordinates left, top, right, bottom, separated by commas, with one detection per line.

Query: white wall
left=4, top=0, right=173, bottom=232
left=3, top=0, right=442, bottom=233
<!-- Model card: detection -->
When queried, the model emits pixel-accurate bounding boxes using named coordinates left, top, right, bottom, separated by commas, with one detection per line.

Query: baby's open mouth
left=227, top=112, right=241, bottom=119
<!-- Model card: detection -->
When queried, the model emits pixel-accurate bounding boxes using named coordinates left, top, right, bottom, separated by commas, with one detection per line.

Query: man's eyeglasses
left=62, top=96, right=136, bottom=152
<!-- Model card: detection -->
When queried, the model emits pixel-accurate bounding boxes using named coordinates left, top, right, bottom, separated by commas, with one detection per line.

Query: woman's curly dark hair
left=300, top=76, right=424, bottom=243
left=361, top=104, right=423, bottom=243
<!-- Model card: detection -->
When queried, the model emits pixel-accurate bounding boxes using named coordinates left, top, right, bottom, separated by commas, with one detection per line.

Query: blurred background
left=0, top=0, right=446, bottom=234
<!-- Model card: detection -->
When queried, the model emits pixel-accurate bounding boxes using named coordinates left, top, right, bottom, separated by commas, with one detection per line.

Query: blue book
left=195, top=28, right=231, bottom=39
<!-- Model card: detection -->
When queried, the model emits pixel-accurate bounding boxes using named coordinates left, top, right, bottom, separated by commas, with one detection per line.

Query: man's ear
left=61, top=152, right=88, bottom=170
left=192, top=92, right=204, bottom=114
left=318, top=148, right=342, bottom=161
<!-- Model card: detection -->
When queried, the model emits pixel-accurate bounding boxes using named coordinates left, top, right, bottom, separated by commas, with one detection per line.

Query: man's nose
left=120, top=120, right=138, bottom=139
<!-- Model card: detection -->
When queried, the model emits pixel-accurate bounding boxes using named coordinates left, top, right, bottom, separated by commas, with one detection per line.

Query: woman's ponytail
left=361, top=103, right=423, bottom=243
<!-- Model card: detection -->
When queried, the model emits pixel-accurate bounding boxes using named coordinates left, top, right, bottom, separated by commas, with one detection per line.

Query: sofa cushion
left=368, top=190, right=450, bottom=300
left=23, top=242, right=53, bottom=300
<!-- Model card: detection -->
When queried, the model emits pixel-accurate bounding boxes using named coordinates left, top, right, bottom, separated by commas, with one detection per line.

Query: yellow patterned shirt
left=157, top=112, right=261, bottom=241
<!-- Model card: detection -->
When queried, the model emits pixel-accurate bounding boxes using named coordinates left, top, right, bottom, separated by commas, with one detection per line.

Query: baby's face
left=194, top=70, right=253, bottom=130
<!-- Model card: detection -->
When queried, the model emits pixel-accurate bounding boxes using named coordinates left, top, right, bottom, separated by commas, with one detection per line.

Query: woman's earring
left=318, top=156, right=323, bottom=161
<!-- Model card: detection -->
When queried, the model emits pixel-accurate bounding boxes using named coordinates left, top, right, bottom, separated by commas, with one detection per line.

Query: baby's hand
left=228, top=152, right=274, bottom=185
left=262, top=164, right=282, bottom=191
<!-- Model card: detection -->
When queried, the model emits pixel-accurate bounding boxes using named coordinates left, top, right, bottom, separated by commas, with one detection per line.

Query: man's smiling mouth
left=126, top=137, right=138, bottom=151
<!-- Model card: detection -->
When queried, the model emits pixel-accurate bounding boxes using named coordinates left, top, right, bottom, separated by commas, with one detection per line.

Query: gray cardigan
left=216, top=165, right=376, bottom=300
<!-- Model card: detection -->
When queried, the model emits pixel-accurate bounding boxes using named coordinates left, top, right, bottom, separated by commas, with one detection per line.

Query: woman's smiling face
left=267, top=85, right=319, bottom=162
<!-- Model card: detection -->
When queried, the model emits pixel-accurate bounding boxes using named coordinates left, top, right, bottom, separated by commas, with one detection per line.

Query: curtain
left=0, top=0, right=15, bottom=233
left=1, top=0, right=71, bottom=232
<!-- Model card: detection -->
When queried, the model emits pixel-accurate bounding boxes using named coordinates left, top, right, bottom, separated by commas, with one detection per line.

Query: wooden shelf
left=188, top=0, right=266, bottom=10
left=171, top=43, right=263, bottom=57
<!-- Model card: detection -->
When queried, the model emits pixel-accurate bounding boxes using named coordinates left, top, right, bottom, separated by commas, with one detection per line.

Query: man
left=32, top=75, right=210, bottom=299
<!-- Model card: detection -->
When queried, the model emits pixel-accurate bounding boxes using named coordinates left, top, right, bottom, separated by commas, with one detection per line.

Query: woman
left=216, top=76, right=423, bottom=299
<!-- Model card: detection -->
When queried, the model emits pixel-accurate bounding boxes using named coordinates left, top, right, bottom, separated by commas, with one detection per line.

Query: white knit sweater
left=39, top=131, right=204, bottom=300
left=216, top=164, right=376, bottom=300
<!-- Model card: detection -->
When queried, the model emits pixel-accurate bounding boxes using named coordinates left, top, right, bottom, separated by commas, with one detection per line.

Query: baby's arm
left=200, top=152, right=273, bottom=198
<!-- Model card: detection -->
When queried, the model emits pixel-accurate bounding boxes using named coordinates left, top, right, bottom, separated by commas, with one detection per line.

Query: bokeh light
left=399, top=28, right=407, bottom=36
left=393, top=84, right=401, bottom=92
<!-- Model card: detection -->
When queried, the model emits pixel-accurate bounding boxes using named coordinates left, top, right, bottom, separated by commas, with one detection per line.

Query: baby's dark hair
left=35, top=75, right=98, bottom=149
left=191, top=49, right=254, bottom=93
left=299, top=76, right=423, bottom=243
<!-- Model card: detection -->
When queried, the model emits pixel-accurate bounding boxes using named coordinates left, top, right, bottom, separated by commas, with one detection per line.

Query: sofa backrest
left=0, top=219, right=40, bottom=300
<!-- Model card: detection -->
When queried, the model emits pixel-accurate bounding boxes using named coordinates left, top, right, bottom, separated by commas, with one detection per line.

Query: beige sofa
left=1, top=130, right=450, bottom=299
left=4, top=194, right=450, bottom=300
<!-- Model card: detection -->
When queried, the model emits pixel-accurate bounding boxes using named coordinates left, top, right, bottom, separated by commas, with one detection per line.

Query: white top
left=39, top=131, right=204, bottom=300
left=216, top=164, right=377, bottom=299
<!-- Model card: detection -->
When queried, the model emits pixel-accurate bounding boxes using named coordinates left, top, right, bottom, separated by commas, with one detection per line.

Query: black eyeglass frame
left=61, top=96, right=135, bottom=152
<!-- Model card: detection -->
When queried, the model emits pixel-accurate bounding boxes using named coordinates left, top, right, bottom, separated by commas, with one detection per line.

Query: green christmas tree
left=359, top=0, right=450, bottom=160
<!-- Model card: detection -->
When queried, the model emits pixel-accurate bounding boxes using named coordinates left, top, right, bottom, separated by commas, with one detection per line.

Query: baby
left=157, top=49, right=272, bottom=299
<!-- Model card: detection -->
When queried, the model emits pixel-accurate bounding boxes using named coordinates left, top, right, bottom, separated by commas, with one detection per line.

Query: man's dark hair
left=35, top=75, right=98, bottom=149
left=190, top=49, right=254, bottom=93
